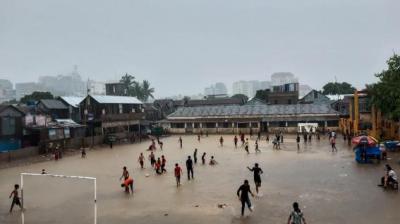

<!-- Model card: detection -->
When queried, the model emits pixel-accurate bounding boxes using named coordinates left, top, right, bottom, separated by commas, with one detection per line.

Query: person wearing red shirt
left=174, top=163, right=182, bottom=187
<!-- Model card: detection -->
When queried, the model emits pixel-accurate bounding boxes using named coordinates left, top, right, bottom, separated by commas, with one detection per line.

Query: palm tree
left=120, top=73, right=135, bottom=96
left=138, top=80, right=154, bottom=102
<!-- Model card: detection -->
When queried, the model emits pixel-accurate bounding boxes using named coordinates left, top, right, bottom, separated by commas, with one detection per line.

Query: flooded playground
left=1, top=134, right=399, bottom=224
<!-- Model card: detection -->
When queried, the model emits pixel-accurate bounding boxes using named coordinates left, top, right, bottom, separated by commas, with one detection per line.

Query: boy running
left=247, top=163, right=263, bottom=194
left=237, top=180, right=254, bottom=216
left=219, top=136, right=224, bottom=147
left=9, top=184, right=22, bottom=213
left=244, top=139, right=250, bottom=154
left=149, top=151, right=156, bottom=167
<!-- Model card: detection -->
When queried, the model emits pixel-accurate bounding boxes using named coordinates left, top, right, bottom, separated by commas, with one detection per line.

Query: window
left=205, top=123, right=216, bottom=128
left=119, top=104, right=123, bottom=114
left=171, top=123, right=185, bottom=128
left=238, top=123, right=249, bottom=128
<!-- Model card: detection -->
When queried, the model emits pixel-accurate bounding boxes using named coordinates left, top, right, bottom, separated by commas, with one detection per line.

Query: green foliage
left=368, top=54, right=400, bottom=120
left=119, top=73, right=154, bottom=102
left=231, top=94, right=249, bottom=103
left=322, top=82, right=356, bottom=95
left=20, top=91, right=54, bottom=103
left=254, top=89, right=269, bottom=102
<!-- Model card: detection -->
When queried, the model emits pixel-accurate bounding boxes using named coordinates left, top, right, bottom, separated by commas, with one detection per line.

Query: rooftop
left=59, top=96, right=84, bottom=108
left=89, top=95, right=142, bottom=104
left=168, top=103, right=338, bottom=118
left=39, top=99, right=68, bottom=110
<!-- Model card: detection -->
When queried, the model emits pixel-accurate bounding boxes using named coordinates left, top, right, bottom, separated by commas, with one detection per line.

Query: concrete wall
left=0, top=146, right=39, bottom=162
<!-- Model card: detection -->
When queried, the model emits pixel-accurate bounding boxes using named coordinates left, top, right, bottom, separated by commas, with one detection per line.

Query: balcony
left=100, top=113, right=145, bottom=122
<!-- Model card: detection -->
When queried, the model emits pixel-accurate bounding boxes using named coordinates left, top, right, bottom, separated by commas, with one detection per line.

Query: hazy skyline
left=1, top=0, right=399, bottom=98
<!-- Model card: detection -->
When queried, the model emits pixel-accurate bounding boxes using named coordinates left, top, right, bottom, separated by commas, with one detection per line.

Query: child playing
left=9, top=184, right=22, bottom=213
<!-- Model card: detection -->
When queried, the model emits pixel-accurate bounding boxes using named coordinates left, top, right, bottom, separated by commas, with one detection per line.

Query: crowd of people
left=7, top=131, right=398, bottom=223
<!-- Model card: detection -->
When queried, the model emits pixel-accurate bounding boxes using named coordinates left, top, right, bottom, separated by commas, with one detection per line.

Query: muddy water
left=1, top=135, right=399, bottom=224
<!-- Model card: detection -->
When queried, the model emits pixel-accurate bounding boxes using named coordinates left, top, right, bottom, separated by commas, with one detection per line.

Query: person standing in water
left=9, top=184, right=22, bottom=213
left=138, top=152, right=145, bottom=169
left=237, top=180, right=254, bottom=216
left=296, top=134, right=301, bottom=151
left=247, top=163, right=263, bottom=194
left=255, top=140, right=261, bottom=153
left=179, top=137, right=183, bottom=149
left=287, top=202, right=307, bottom=224
left=161, top=155, right=167, bottom=173
left=186, top=156, right=194, bottom=180
left=234, top=135, right=238, bottom=148
left=194, top=148, right=198, bottom=164
left=149, top=151, right=156, bottom=167
left=201, top=152, right=206, bottom=165
left=174, top=163, right=182, bottom=187
left=219, top=136, right=224, bottom=147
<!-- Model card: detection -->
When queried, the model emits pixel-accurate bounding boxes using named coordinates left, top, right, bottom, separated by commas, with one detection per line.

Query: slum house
left=166, top=103, right=339, bottom=134
left=37, top=99, right=69, bottom=119
left=58, top=96, right=84, bottom=122
left=0, top=105, right=25, bottom=151
left=79, top=95, right=145, bottom=141
left=299, top=90, right=331, bottom=104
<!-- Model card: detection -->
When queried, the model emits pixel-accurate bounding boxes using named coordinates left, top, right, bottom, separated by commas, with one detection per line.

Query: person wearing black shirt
left=247, top=163, right=263, bottom=194
left=186, top=156, right=194, bottom=180
left=296, top=134, right=301, bottom=151
left=237, top=180, right=254, bottom=216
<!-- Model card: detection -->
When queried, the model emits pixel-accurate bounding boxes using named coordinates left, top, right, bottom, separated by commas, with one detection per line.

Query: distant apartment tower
left=38, top=66, right=86, bottom=96
left=0, top=79, right=15, bottom=103
left=232, top=80, right=268, bottom=98
left=270, top=72, right=298, bottom=86
left=15, top=82, right=44, bottom=100
left=105, top=83, right=127, bottom=96
left=204, top=82, right=228, bottom=96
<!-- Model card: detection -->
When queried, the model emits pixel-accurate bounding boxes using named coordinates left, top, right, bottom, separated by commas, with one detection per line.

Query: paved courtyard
left=1, top=134, right=399, bottom=224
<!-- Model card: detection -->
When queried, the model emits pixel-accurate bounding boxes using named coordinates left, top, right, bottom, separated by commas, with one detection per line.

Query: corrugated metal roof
left=39, top=99, right=68, bottom=109
left=90, top=95, right=142, bottom=104
left=168, top=103, right=338, bottom=118
left=60, top=96, right=84, bottom=108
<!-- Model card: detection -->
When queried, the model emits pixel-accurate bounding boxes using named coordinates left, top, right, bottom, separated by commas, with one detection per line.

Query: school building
left=164, top=103, right=340, bottom=134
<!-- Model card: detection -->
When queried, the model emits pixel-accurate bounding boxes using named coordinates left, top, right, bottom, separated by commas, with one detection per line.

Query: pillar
left=353, top=90, right=359, bottom=134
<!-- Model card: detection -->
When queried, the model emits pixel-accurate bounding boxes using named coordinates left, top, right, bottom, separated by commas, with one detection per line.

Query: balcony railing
left=100, top=113, right=145, bottom=122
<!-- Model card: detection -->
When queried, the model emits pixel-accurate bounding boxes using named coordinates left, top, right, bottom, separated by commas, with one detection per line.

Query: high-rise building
left=15, top=82, right=45, bottom=100
left=0, top=79, right=15, bottom=103
left=204, top=82, right=228, bottom=96
left=232, top=80, right=268, bottom=98
left=270, top=72, right=298, bottom=86
left=38, top=66, right=86, bottom=96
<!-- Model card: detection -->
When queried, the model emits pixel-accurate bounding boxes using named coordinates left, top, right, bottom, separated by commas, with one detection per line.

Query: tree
left=119, top=74, right=155, bottom=102
left=368, top=54, right=400, bottom=120
left=20, top=91, right=54, bottom=104
left=138, top=80, right=154, bottom=102
left=322, top=82, right=356, bottom=95
left=231, top=94, right=249, bottom=103
left=120, top=73, right=135, bottom=96
left=254, top=89, right=270, bottom=102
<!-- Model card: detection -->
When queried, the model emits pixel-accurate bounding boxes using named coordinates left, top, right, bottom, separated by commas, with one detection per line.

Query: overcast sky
left=1, top=0, right=399, bottom=97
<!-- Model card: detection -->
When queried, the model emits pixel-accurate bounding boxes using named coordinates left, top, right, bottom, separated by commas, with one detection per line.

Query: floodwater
left=1, top=134, right=399, bottom=224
